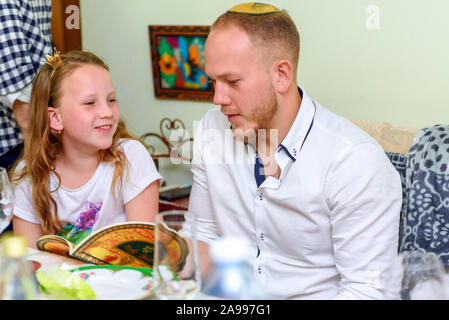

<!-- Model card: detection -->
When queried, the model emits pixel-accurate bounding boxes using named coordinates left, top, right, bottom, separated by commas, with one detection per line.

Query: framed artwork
left=148, top=25, right=212, bottom=101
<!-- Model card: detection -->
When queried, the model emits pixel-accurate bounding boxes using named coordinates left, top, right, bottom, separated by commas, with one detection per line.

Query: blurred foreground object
left=400, top=251, right=448, bottom=300
left=0, top=167, right=13, bottom=235
left=153, top=210, right=200, bottom=300
left=36, top=266, right=95, bottom=300
left=202, top=237, right=271, bottom=299
left=0, top=235, right=39, bottom=299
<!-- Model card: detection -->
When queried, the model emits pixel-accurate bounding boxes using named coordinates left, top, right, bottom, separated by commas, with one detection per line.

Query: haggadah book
left=36, top=222, right=188, bottom=272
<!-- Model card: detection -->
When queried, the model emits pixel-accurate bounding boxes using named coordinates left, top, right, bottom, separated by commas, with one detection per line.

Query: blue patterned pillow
left=399, top=125, right=449, bottom=266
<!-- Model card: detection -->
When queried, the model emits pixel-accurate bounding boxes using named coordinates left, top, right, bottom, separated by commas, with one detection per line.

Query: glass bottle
left=202, top=237, right=269, bottom=300
left=0, top=235, right=39, bottom=300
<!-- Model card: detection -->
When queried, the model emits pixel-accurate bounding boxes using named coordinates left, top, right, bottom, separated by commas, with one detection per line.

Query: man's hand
left=12, top=99, right=30, bottom=132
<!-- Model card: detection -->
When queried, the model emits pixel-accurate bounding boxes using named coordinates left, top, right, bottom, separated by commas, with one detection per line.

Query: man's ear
left=48, top=107, right=63, bottom=131
left=273, top=59, right=293, bottom=94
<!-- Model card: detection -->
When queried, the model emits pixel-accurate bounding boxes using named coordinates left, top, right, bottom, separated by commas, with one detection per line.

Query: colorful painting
left=149, top=25, right=213, bottom=101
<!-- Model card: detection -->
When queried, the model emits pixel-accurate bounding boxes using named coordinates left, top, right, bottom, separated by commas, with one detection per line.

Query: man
left=186, top=3, right=402, bottom=299
left=0, top=0, right=53, bottom=233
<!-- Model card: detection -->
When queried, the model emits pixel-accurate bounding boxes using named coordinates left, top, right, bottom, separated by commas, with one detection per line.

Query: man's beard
left=233, top=89, right=279, bottom=144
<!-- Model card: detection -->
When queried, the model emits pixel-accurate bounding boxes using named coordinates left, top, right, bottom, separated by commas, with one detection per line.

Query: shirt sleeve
left=180, top=116, right=220, bottom=245
left=0, top=83, right=33, bottom=108
left=120, top=139, right=163, bottom=204
left=12, top=172, right=41, bottom=224
left=325, top=142, right=402, bottom=300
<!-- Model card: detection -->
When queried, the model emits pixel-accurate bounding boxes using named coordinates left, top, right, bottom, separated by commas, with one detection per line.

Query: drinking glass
left=153, top=210, right=200, bottom=299
left=0, top=167, right=13, bottom=235
left=399, top=251, right=448, bottom=300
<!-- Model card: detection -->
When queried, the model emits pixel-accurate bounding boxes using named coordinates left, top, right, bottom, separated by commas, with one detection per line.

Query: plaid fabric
left=0, top=0, right=52, bottom=156
left=385, top=151, right=407, bottom=189
left=0, top=102, right=23, bottom=152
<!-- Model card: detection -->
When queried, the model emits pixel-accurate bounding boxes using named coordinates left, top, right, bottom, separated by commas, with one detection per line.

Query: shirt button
left=260, top=233, right=264, bottom=241
left=259, top=193, right=263, bottom=200
left=258, top=266, right=262, bottom=274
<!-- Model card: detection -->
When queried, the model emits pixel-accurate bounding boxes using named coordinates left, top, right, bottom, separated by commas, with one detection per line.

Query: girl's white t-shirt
left=13, top=139, right=163, bottom=231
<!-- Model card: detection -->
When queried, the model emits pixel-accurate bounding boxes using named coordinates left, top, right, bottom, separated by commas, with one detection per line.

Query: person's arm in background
left=0, top=83, right=32, bottom=132
left=327, top=142, right=402, bottom=299
left=0, top=0, right=52, bottom=133
left=12, top=100, right=30, bottom=131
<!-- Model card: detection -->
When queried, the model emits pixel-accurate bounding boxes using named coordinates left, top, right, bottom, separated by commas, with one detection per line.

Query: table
left=26, top=248, right=216, bottom=300
left=26, top=247, right=85, bottom=272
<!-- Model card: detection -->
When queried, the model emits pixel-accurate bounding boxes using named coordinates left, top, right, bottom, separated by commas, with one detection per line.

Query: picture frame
left=148, top=25, right=212, bottom=102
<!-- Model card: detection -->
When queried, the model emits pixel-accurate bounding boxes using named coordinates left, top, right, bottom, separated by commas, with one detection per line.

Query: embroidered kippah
left=227, top=2, right=281, bottom=15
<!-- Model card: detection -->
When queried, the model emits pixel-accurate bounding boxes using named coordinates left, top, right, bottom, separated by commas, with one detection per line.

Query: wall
left=80, top=0, right=449, bottom=184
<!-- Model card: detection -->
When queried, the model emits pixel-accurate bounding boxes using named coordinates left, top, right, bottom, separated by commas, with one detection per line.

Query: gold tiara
left=227, top=2, right=280, bottom=15
left=44, top=47, right=62, bottom=70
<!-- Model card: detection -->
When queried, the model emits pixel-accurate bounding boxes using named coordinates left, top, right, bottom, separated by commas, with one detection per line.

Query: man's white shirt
left=185, top=87, right=402, bottom=299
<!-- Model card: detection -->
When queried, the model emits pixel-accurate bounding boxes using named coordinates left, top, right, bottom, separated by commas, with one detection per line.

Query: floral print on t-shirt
left=58, top=201, right=102, bottom=245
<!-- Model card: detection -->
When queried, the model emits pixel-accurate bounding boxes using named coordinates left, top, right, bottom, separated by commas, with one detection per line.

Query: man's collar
left=277, top=86, right=316, bottom=161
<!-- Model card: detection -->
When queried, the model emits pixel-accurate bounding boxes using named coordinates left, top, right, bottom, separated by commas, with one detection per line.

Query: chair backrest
left=350, top=119, right=419, bottom=155
left=140, top=117, right=193, bottom=170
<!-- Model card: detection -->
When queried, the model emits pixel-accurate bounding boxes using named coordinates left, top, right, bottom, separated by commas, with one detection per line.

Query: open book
left=36, top=222, right=188, bottom=272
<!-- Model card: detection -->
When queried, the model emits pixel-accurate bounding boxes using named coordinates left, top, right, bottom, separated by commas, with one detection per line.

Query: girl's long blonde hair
left=11, top=50, right=138, bottom=235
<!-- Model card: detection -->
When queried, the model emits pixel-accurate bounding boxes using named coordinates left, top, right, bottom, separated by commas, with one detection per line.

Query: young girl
left=11, top=49, right=162, bottom=247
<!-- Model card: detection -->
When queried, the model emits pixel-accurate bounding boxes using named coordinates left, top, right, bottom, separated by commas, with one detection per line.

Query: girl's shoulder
left=13, top=159, right=26, bottom=171
left=116, top=138, right=149, bottom=155
left=10, top=160, right=27, bottom=182
left=10, top=160, right=32, bottom=191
